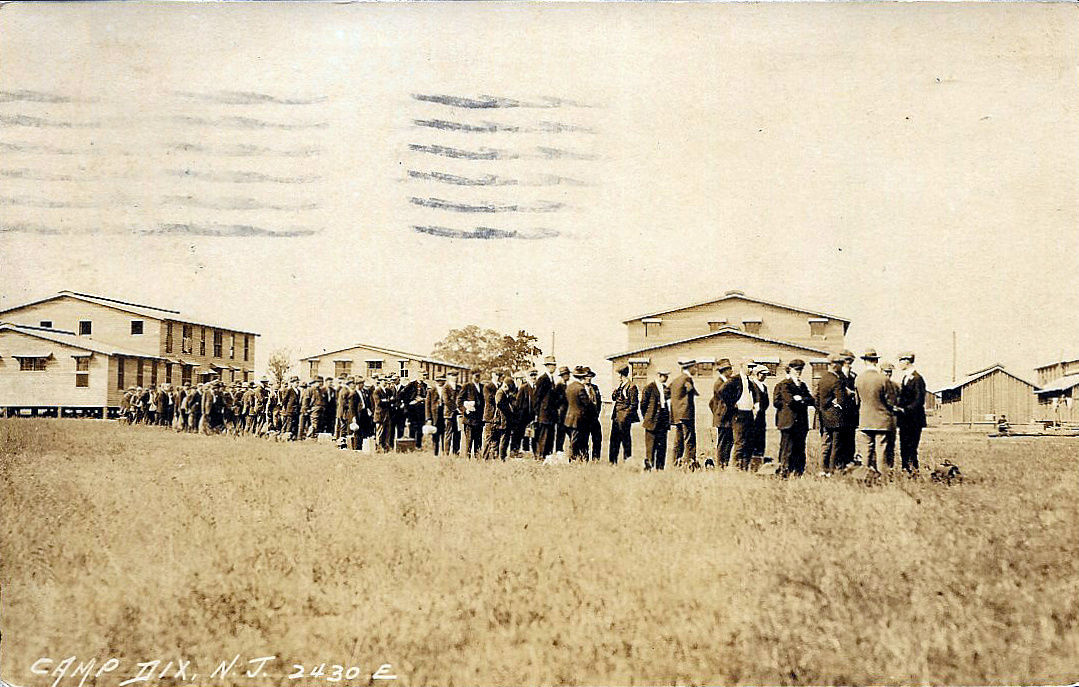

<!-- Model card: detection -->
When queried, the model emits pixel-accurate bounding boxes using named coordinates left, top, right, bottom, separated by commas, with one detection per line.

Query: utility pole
left=551, top=330, right=556, bottom=357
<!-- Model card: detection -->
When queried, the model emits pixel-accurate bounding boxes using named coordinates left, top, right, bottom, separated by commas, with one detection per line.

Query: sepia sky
left=1, top=2, right=1077, bottom=388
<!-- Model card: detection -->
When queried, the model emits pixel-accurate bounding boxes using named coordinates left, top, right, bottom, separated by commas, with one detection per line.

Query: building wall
left=1035, top=387, right=1079, bottom=423
left=159, top=320, right=256, bottom=380
left=624, top=298, right=846, bottom=353
left=610, top=336, right=827, bottom=431
left=939, top=371, right=1037, bottom=424
left=0, top=298, right=164, bottom=356
left=1035, top=360, right=1079, bottom=386
left=0, top=331, right=111, bottom=408
left=302, top=346, right=468, bottom=382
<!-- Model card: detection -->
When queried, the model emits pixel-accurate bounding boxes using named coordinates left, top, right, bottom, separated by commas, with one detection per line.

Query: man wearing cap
left=532, top=356, right=559, bottom=458
left=854, top=349, right=897, bottom=470
left=640, top=368, right=671, bottom=470
left=709, top=358, right=735, bottom=468
left=750, top=364, right=771, bottom=466
left=425, top=374, right=451, bottom=456
left=815, top=353, right=848, bottom=474
left=444, top=371, right=461, bottom=454
left=554, top=366, right=572, bottom=455
left=403, top=371, right=430, bottom=450
left=720, top=362, right=758, bottom=470
left=773, top=359, right=815, bottom=477
left=492, top=373, right=518, bottom=460
left=837, top=349, right=859, bottom=468
left=609, top=364, right=639, bottom=464
left=895, top=352, right=927, bottom=473
left=563, top=366, right=596, bottom=461
left=583, top=368, right=603, bottom=461
left=513, top=370, right=537, bottom=456
left=335, top=378, right=354, bottom=440
left=669, top=359, right=699, bottom=468
left=373, top=376, right=397, bottom=451
left=457, top=369, right=484, bottom=458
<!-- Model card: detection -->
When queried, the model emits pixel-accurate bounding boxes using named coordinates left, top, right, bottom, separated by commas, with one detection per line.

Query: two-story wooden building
left=1033, top=357, right=1079, bottom=424
left=300, top=342, right=469, bottom=382
left=0, top=290, right=259, bottom=417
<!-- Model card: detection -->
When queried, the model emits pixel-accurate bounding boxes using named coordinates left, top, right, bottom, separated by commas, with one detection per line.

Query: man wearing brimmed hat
left=402, top=370, right=430, bottom=450
left=554, top=365, right=572, bottom=454
left=836, top=349, right=859, bottom=469
left=563, top=366, right=596, bottom=461
left=720, top=361, right=760, bottom=471
left=512, top=370, right=536, bottom=455
left=457, top=369, right=484, bottom=459
left=854, top=348, right=897, bottom=470
left=532, top=356, right=559, bottom=458
left=895, top=351, right=926, bottom=473
left=773, top=359, right=814, bottom=477
left=750, top=363, right=771, bottom=465
left=816, top=353, right=848, bottom=474
left=373, top=375, right=397, bottom=452
left=709, top=358, right=735, bottom=468
left=609, top=363, right=639, bottom=464
left=640, top=367, right=671, bottom=470
left=425, top=374, right=451, bottom=456
left=583, top=368, right=603, bottom=461
left=669, top=358, right=699, bottom=468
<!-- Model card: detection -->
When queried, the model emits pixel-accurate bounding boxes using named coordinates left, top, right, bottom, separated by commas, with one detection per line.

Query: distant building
left=299, top=342, right=469, bottom=382
left=1033, top=357, right=1079, bottom=424
left=0, top=290, right=259, bottom=417
left=935, top=363, right=1038, bottom=425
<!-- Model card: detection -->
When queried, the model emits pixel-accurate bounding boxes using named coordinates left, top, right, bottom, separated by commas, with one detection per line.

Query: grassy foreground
left=1, top=420, right=1076, bottom=686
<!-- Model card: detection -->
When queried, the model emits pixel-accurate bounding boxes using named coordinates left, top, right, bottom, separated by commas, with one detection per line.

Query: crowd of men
left=116, top=348, right=927, bottom=478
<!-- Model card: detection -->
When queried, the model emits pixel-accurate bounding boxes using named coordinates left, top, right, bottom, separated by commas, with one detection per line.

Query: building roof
left=0, top=323, right=162, bottom=359
left=620, top=290, right=851, bottom=331
left=0, top=290, right=260, bottom=336
left=934, top=364, right=1038, bottom=393
left=1034, top=373, right=1079, bottom=395
left=300, top=341, right=469, bottom=369
left=1034, top=356, right=1079, bottom=371
left=606, top=326, right=832, bottom=360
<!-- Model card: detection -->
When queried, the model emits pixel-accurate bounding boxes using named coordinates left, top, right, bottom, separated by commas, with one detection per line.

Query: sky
left=1, top=1, right=1077, bottom=389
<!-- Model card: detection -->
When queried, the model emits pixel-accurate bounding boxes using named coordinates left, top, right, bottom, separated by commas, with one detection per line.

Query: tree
left=266, top=348, right=293, bottom=384
left=432, top=326, right=543, bottom=374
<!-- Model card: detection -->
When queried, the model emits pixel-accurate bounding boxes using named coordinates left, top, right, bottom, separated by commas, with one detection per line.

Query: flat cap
left=787, top=358, right=806, bottom=370
left=717, top=358, right=733, bottom=371
left=558, top=365, right=571, bottom=376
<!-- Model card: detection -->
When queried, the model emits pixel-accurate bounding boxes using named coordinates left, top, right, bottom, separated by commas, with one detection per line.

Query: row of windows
left=642, top=319, right=829, bottom=338
left=166, top=323, right=250, bottom=361
left=311, top=359, right=459, bottom=380
left=16, top=356, right=91, bottom=387
left=627, top=360, right=829, bottom=379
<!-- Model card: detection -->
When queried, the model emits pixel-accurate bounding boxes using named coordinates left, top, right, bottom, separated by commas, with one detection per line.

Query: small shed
left=1034, top=373, right=1079, bottom=424
left=936, top=363, right=1038, bottom=425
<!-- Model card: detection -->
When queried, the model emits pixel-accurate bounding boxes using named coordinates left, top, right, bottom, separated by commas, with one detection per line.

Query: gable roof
left=1035, top=373, right=1079, bottom=395
left=621, top=290, right=851, bottom=332
left=0, top=323, right=162, bottom=358
left=1034, top=356, right=1079, bottom=371
left=0, top=291, right=259, bottom=336
left=300, top=341, right=469, bottom=369
left=606, top=326, right=832, bottom=360
left=935, top=364, right=1038, bottom=393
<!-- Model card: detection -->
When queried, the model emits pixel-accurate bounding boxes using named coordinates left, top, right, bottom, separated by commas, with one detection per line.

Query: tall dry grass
left=1, top=420, right=1076, bottom=686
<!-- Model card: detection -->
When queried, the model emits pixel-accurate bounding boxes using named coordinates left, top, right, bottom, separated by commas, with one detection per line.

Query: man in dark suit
left=708, top=358, right=734, bottom=468
left=554, top=366, right=571, bottom=454
left=750, top=364, right=771, bottom=465
left=837, top=349, right=859, bottom=469
left=563, top=366, right=595, bottom=462
left=815, top=354, right=847, bottom=474
left=668, top=359, right=699, bottom=468
left=584, top=368, right=603, bottom=461
left=425, top=374, right=452, bottom=456
left=639, top=368, right=670, bottom=470
left=373, top=377, right=397, bottom=451
left=353, top=377, right=374, bottom=445
left=721, top=363, right=761, bottom=471
left=609, top=364, right=639, bottom=464
left=493, top=375, right=517, bottom=461
left=531, top=356, right=559, bottom=457
left=512, top=370, right=535, bottom=455
left=773, top=359, right=815, bottom=477
left=895, top=351, right=926, bottom=473
left=403, top=371, right=430, bottom=449
left=457, top=369, right=485, bottom=459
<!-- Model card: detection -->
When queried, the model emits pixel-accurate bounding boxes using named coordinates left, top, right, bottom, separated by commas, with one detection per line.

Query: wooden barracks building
left=0, top=290, right=258, bottom=417
left=300, top=342, right=469, bottom=382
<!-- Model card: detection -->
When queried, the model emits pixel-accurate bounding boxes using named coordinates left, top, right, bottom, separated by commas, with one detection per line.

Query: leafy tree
left=266, top=348, right=293, bottom=384
left=432, top=326, right=543, bottom=374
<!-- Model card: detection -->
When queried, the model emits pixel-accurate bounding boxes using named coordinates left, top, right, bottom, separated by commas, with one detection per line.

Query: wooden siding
left=0, top=330, right=112, bottom=408
left=303, top=345, right=469, bottom=382
left=939, top=370, right=1037, bottom=424
left=624, top=298, right=845, bottom=353
left=1035, top=360, right=1079, bottom=386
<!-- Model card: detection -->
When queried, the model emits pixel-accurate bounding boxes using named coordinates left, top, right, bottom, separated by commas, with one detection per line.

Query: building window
left=181, top=324, right=192, bottom=354
left=697, top=361, right=715, bottom=377
left=941, top=388, right=961, bottom=403
left=335, top=360, right=352, bottom=377
left=165, top=363, right=173, bottom=384
left=75, top=356, right=90, bottom=387
left=136, top=359, right=144, bottom=387
left=150, top=360, right=158, bottom=386
left=181, top=365, right=192, bottom=386
left=229, top=333, right=236, bottom=360
left=117, top=355, right=125, bottom=389
left=243, top=334, right=250, bottom=362
left=39, top=320, right=52, bottom=328
left=707, top=320, right=727, bottom=332
left=367, top=360, right=383, bottom=375
left=743, top=319, right=762, bottom=335
left=642, top=318, right=662, bottom=337
left=199, top=328, right=206, bottom=356
left=399, top=360, right=409, bottom=378
left=130, top=320, right=144, bottom=335
left=213, top=330, right=223, bottom=358
left=630, top=362, right=649, bottom=379
left=18, top=357, right=48, bottom=371
left=79, top=320, right=92, bottom=335
left=309, top=360, right=320, bottom=378
left=808, top=319, right=827, bottom=338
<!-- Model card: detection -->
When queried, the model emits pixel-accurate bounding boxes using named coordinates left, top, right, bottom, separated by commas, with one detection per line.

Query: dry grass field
left=1, top=419, right=1077, bottom=686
